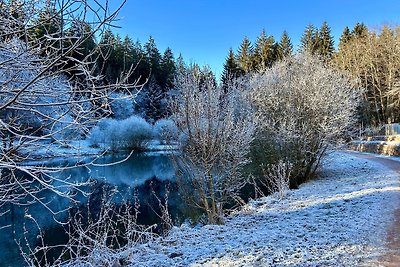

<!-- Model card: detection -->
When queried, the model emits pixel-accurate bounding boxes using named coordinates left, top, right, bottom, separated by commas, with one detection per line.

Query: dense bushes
left=88, top=116, right=178, bottom=151
left=154, top=119, right=179, bottom=144
left=88, top=116, right=153, bottom=151
left=109, top=92, right=135, bottom=120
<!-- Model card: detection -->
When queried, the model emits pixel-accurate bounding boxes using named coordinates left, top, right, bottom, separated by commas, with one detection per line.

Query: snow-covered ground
left=115, top=151, right=399, bottom=267
left=21, top=139, right=101, bottom=159
left=19, top=139, right=178, bottom=164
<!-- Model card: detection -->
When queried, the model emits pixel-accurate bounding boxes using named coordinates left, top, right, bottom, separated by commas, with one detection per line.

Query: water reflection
left=0, top=152, right=197, bottom=266
left=60, top=153, right=176, bottom=186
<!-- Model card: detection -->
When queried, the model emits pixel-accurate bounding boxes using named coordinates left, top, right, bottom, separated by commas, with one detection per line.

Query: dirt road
left=346, top=151, right=400, bottom=266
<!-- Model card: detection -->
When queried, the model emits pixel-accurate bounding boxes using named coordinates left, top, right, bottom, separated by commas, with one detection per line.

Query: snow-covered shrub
left=120, top=116, right=153, bottom=150
left=88, top=118, right=117, bottom=149
left=109, top=92, right=135, bottom=120
left=172, top=69, right=255, bottom=224
left=262, top=160, right=292, bottom=200
left=88, top=115, right=153, bottom=151
left=154, top=119, right=178, bottom=144
left=250, top=53, right=361, bottom=187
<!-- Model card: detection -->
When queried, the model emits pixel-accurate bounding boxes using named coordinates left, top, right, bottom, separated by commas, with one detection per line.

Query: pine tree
left=76, top=22, right=97, bottom=60
left=64, top=20, right=97, bottom=79
left=300, top=23, right=326, bottom=56
left=121, top=35, right=135, bottom=78
left=113, top=34, right=126, bottom=81
left=253, top=29, right=276, bottom=69
left=144, top=77, right=165, bottom=122
left=31, top=1, right=61, bottom=40
left=143, top=36, right=165, bottom=118
left=237, top=36, right=253, bottom=73
left=300, top=24, right=316, bottom=54
left=122, top=35, right=134, bottom=64
left=313, top=29, right=321, bottom=54
left=318, top=21, right=335, bottom=59
left=145, top=36, right=161, bottom=68
left=352, top=22, right=368, bottom=38
left=222, top=48, right=241, bottom=88
left=1, top=0, right=27, bottom=41
left=134, top=39, right=143, bottom=54
left=97, top=29, right=125, bottom=84
left=338, top=26, right=353, bottom=50
left=133, top=40, right=150, bottom=85
left=277, top=30, right=293, bottom=59
left=176, top=53, right=187, bottom=74
left=144, top=36, right=162, bottom=84
left=160, top=47, right=176, bottom=90
left=119, top=35, right=147, bottom=85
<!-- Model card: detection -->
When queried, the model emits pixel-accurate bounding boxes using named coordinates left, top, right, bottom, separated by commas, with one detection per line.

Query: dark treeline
left=96, top=32, right=177, bottom=91
left=96, top=32, right=179, bottom=121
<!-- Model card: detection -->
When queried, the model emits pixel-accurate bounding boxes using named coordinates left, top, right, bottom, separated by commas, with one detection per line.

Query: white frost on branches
left=0, top=0, right=140, bottom=215
left=250, top=53, right=361, bottom=185
left=171, top=69, right=255, bottom=224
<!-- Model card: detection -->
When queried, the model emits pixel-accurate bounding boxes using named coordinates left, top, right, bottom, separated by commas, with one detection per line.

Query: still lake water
left=0, top=152, right=195, bottom=266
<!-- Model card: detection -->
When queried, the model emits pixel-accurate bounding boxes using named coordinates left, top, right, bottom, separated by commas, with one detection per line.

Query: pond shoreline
left=17, top=139, right=179, bottom=166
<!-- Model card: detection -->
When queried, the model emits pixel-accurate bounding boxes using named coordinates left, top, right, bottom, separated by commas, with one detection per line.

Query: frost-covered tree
left=0, top=0, right=138, bottom=212
left=143, top=78, right=167, bottom=122
left=172, top=69, right=255, bottom=224
left=250, top=53, right=360, bottom=187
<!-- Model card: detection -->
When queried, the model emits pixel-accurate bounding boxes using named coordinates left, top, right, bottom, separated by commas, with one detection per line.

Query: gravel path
left=346, top=151, right=400, bottom=266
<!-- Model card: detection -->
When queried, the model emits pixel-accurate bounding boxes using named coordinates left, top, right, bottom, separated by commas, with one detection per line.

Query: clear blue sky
left=110, top=0, right=400, bottom=78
